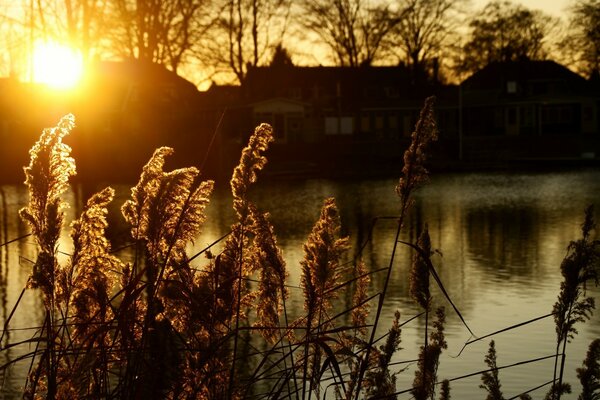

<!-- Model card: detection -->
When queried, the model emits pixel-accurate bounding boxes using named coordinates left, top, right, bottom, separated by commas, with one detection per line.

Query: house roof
left=462, top=60, right=590, bottom=94
left=83, top=59, right=198, bottom=91
left=198, top=83, right=243, bottom=108
left=243, top=65, right=436, bottom=110
left=78, top=59, right=200, bottom=112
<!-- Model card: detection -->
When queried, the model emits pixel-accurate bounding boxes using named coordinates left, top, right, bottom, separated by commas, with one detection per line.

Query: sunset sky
left=0, top=0, right=584, bottom=89
left=473, top=0, right=571, bottom=15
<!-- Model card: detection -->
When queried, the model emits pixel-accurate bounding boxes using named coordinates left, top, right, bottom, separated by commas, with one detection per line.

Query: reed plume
left=439, top=379, right=451, bottom=400
left=412, top=307, right=447, bottom=400
left=19, top=115, right=77, bottom=398
left=351, top=259, right=370, bottom=337
left=576, top=339, right=600, bottom=400
left=549, top=206, right=600, bottom=399
left=231, top=123, right=274, bottom=223
left=58, top=187, right=122, bottom=396
left=20, top=114, right=76, bottom=297
left=300, top=198, right=349, bottom=326
left=364, top=310, right=402, bottom=399
left=69, top=187, right=119, bottom=334
left=396, top=96, right=438, bottom=209
left=225, top=123, right=275, bottom=396
left=250, top=205, right=288, bottom=343
left=480, top=340, right=504, bottom=400
left=120, top=146, right=214, bottom=398
left=299, top=197, right=349, bottom=397
left=410, top=226, right=432, bottom=312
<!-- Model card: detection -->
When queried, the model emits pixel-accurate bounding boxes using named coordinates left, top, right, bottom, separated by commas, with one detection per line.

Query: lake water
left=1, top=169, right=599, bottom=399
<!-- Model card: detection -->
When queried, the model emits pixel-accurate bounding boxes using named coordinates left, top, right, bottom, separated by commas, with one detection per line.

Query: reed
left=1, top=100, right=598, bottom=400
left=576, top=339, right=600, bottom=400
left=548, top=206, right=600, bottom=400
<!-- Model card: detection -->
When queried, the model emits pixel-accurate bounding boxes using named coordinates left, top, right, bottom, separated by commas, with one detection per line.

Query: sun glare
left=32, top=41, right=83, bottom=89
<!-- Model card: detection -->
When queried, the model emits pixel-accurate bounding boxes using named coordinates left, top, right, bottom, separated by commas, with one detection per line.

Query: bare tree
left=299, top=0, right=401, bottom=67
left=457, top=0, right=555, bottom=75
left=391, top=0, right=466, bottom=83
left=204, top=0, right=290, bottom=84
left=560, top=0, right=600, bottom=78
left=24, top=0, right=110, bottom=64
left=0, top=5, right=30, bottom=78
left=109, top=0, right=215, bottom=74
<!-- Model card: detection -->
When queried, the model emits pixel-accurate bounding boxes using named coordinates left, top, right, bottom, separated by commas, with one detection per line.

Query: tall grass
left=0, top=99, right=599, bottom=399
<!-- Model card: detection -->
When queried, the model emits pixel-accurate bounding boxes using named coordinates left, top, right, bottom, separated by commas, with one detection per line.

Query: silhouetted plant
left=364, top=310, right=402, bottom=399
left=439, top=379, right=451, bottom=400
left=412, top=307, right=447, bottom=400
left=480, top=340, right=504, bottom=400
left=5, top=96, right=600, bottom=400
left=19, top=114, right=76, bottom=398
left=355, top=95, right=439, bottom=399
left=548, top=206, right=600, bottom=400
left=577, top=339, right=600, bottom=400
left=298, top=197, right=350, bottom=398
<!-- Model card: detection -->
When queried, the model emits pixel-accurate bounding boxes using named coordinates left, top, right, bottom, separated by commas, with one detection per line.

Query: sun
left=32, top=41, right=83, bottom=89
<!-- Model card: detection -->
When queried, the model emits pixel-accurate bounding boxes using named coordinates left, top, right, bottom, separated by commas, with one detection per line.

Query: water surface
left=1, top=169, right=599, bottom=399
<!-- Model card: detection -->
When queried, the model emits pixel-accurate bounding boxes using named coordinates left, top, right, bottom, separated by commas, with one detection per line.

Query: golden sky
left=473, top=0, right=571, bottom=16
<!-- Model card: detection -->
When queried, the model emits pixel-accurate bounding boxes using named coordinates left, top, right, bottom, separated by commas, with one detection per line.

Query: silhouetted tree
left=109, top=0, right=215, bottom=73
left=299, top=0, right=402, bottom=67
left=457, top=1, right=554, bottom=75
left=208, top=0, right=291, bottom=83
left=560, top=0, right=600, bottom=79
left=33, top=0, right=109, bottom=64
left=269, top=44, right=293, bottom=67
left=391, top=0, right=466, bottom=83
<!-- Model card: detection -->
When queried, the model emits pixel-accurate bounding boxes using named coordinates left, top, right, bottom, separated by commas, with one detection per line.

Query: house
left=459, top=60, right=600, bottom=160
left=202, top=64, right=453, bottom=176
left=238, top=64, right=442, bottom=143
left=461, top=60, right=598, bottom=137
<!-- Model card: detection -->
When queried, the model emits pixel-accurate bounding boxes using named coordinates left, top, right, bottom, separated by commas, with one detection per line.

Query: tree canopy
left=560, top=0, right=600, bottom=78
left=457, top=0, right=554, bottom=75
left=391, top=0, right=465, bottom=83
left=0, top=0, right=598, bottom=86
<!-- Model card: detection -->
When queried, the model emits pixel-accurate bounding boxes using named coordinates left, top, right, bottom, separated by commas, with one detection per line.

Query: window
left=507, top=81, right=517, bottom=94
left=340, top=117, right=353, bottom=134
left=325, top=117, right=339, bottom=134
left=388, top=114, right=398, bottom=130
left=325, top=117, right=353, bottom=135
left=360, top=114, right=370, bottom=132
left=375, top=115, right=384, bottom=130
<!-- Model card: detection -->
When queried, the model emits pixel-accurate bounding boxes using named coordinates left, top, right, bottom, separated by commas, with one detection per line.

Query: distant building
left=201, top=64, right=455, bottom=175
left=459, top=60, right=600, bottom=161
left=2, top=58, right=598, bottom=182
left=462, top=60, right=598, bottom=137
left=200, top=59, right=600, bottom=169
